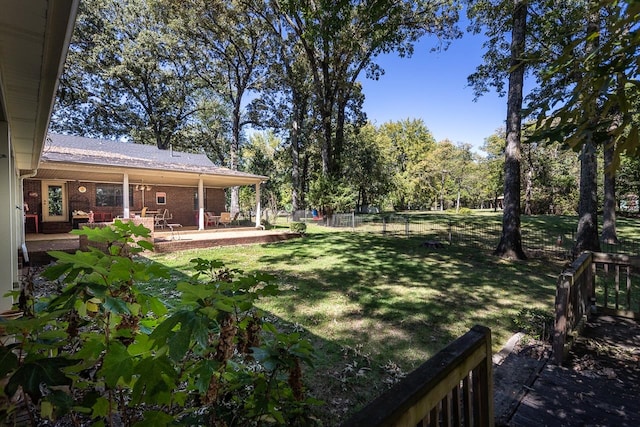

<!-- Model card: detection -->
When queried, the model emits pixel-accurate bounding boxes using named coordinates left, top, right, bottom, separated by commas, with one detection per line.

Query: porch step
left=41, top=222, right=73, bottom=234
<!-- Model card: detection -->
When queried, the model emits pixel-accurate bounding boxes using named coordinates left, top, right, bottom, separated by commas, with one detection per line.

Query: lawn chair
left=204, top=212, right=219, bottom=227
left=218, top=212, right=232, bottom=227
left=154, top=209, right=170, bottom=229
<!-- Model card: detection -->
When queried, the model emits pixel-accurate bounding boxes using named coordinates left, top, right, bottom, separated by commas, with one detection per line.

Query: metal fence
left=288, top=212, right=640, bottom=259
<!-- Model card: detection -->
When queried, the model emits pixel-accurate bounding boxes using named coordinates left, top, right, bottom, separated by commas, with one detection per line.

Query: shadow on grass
left=142, top=229, right=563, bottom=424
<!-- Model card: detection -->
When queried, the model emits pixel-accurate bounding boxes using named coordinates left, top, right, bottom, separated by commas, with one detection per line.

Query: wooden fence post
left=553, top=273, right=571, bottom=365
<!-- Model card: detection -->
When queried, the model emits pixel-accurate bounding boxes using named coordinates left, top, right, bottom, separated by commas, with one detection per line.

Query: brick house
left=24, top=134, right=267, bottom=234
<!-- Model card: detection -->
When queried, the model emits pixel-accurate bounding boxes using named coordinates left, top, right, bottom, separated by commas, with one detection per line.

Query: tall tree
left=617, top=155, right=640, bottom=211
left=530, top=1, right=638, bottom=251
left=52, top=0, right=201, bottom=148
left=378, top=119, right=437, bottom=210
left=164, top=0, right=271, bottom=213
left=574, top=4, right=602, bottom=255
left=520, top=139, right=580, bottom=214
left=343, top=123, right=393, bottom=211
left=479, top=130, right=506, bottom=211
left=246, top=2, right=316, bottom=211
left=272, top=0, right=460, bottom=178
left=494, top=0, right=528, bottom=259
left=602, top=137, right=619, bottom=243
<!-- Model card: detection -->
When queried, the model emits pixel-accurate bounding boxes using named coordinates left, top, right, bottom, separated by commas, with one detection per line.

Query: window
left=96, top=184, right=134, bottom=207
left=156, top=192, right=166, bottom=205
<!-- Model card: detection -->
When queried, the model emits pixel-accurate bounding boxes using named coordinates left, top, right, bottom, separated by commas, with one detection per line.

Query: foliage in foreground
left=0, top=221, right=319, bottom=426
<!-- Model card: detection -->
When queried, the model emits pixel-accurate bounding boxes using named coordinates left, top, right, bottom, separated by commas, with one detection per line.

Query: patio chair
left=218, top=212, right=232, bottom=227
left=204, top=212, right=218, bottom=227
left=154, top=209, right=170, bottom=229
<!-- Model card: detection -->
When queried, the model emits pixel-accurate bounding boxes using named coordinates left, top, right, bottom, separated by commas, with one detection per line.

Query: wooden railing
left=553, top=251, right=640, bottom=364
left=342, top=325, right=494, bottom=427
left=592, top=252, right=640, bottom=318
left=553, top=252, right=594, bottom=365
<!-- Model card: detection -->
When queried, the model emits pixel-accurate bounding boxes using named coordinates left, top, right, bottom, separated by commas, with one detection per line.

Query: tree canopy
left=51, top=0, right=640, bottom=222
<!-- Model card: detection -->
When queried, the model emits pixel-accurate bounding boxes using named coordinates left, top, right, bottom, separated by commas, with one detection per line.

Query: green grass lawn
left=142, top=213, right=625, bottom=423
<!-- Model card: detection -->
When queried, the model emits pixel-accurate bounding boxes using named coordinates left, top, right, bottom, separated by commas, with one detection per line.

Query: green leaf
left=137, top=240, right=155, bottom=251
left=192, top=359, right=220, bottom=393
left=214, top=299, right=234, bottom=313
left=5, top=357, right=78, bottom=403
left=167, top=312, right=209, bottom=360
left=151, top=310, right=210, bottom=360
left=131, top=355, right=177, bottom=405
left=251, top=347, right=278, bottom=371
left=133, top=410, right=173, bottom=427
left=91, top=396, right=111, bottom=419
left=46, top=389, right=75, bottom=418
left=103, top=296, right=130, bottom=315
left=128, top=333, right=154, bottom=356
left=99, top=341, right=134, bottom=388
left=41, top=400, right=54, bottom=421
left=176, top=281, right=212, bottom=303
left=137, top=293, right=168, bottom=317
left=0, top=347, right=19, bottom=377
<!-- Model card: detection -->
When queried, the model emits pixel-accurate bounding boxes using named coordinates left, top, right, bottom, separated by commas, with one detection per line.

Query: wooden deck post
left=553, top=273, right=570, bottom=365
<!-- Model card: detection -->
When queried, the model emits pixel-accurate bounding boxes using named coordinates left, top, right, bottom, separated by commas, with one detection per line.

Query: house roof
left=35, top=134, right=267, bottom=188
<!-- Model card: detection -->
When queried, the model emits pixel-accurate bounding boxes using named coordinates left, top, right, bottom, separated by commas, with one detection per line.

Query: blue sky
left=359, top=32, right=507, bottom=153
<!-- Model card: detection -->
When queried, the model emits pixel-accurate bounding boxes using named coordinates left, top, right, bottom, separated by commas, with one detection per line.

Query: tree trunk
left=291, top=111, right=301, bottom=211
left=494, top=0, right=527, bottom=260
left=574, top=5, right=601, bottom=255
left=601, top=139, right=618, bottom=244
left=524, top=168, right=533, bottom=215
left=575, top=142, right=600, bottom=254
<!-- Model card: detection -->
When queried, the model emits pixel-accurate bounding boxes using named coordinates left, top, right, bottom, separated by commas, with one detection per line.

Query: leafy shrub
left=446, top=207, right=473, bottom=215
left=0, top=220, right=320, bottom=426
left=290, top=222, right=307, bottom=234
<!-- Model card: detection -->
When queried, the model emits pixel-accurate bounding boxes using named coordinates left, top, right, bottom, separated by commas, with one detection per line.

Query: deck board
left=509, top=315, right=640, bottom=426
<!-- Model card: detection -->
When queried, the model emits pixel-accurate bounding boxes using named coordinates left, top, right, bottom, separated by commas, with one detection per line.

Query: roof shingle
left=43, top=134, right=265, bottom=179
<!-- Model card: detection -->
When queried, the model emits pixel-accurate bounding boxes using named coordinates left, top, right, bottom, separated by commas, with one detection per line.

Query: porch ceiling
left=34, top=162, right=263, bottom=188
left=0, top=1, right=79, bottom=170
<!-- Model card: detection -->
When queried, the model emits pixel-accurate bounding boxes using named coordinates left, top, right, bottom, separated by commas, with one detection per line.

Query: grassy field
left=137, top=212, right=640, bottom=423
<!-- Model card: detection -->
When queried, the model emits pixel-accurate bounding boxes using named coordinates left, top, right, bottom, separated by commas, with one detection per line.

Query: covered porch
left=24, top=134, right=268, bottom=235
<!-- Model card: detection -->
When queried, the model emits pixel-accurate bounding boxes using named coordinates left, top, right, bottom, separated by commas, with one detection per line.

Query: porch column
left=0, top=121, right=17, bottom=311
left=255, top=182, right=262, bottom=228
left=123, top=173, right=130, bottom=218
left=197, top=178, right=204, bottom=230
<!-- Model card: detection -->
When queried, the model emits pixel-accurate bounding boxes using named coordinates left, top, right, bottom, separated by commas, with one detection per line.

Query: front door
left=41, top=181, right=68, bottom=222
